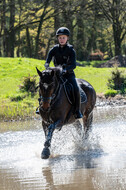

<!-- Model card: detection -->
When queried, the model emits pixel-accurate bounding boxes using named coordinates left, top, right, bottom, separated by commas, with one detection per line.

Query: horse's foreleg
left=41, top=123, right=55, bottom=159
left=44, top=124, right=55, bottom=148
left=83, top=112, right=93, bottom=138
left=42, top=120, right=63, bottom=159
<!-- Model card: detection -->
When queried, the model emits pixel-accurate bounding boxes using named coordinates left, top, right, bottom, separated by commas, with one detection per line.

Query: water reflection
left=0, top=106, right=126, bottom=190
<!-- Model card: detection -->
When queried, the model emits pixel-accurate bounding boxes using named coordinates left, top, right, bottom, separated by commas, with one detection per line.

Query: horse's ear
left=36, top=67, right=42, bottom=77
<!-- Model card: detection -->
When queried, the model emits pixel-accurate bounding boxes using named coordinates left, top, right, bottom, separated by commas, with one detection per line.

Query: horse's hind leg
left=73, top=120, right=84, bottom=138
left=83, top=112, right=93, bottom=138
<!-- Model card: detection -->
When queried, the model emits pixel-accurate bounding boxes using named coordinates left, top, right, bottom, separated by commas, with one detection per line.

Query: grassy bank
left=0, top=57, right=125, bottom=120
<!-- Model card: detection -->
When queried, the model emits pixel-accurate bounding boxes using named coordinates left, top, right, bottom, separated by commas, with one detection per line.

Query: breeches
left=64, top=73, right=81, bottom=109
left=65, top=73, right=79, bottom=94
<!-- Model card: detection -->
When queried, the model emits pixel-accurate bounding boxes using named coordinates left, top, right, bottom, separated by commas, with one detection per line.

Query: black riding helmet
left=56, top=27, right=70, bottom=36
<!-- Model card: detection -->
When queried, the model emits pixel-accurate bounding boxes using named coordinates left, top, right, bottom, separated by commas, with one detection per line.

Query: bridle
left=38, top=79, right=61, bottom=110
left=38, top=94, right=55, bottom=103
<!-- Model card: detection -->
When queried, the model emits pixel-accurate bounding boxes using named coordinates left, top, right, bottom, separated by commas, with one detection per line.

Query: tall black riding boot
left=36, top=108, right=39, bottom=115
left=74, top=89, right=83, bottom=119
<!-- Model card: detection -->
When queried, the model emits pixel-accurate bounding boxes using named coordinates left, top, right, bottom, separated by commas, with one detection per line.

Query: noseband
left=38, top=80, right=61, bottom=111
left=38, top=94, right=55, bottom=103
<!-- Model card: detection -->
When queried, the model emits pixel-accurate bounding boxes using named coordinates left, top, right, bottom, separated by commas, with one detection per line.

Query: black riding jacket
left=46, top=43, right=76, bottom=73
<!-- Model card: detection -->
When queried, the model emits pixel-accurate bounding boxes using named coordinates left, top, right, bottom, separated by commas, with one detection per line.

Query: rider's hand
left=62, top=69, right=67, bottom=75
left=45, top=63, right=49, bottom=69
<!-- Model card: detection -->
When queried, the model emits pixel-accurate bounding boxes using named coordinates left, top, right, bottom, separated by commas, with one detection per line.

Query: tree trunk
left=112, top=23, right=122, bottom=56
left=9, top=0, right=15, bottom=57
left=86, top=20, right=97, bottom=53
left=16, top=0, right=22, bottom=57
left=34, top=16, right=44, bottom=58
left=76, top=13, right=85, bottom=60
left=2, top=0, right=8, bottom=57
left=0, top=39, right=2, bottom=56
left=34, top=0, right=49, bottom=58
left=54, top=0, right=60, bottom=43
left=0, top=1, right=2, bottom=56
left=26, top=26, right=32, bottom=57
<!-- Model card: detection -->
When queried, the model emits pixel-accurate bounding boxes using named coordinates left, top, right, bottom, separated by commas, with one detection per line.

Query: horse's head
left=36, top=67, right=62, bottom=111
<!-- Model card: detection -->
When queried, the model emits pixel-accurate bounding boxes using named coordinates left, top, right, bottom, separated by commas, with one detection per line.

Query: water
left=0, top=106, right=126, bottom=190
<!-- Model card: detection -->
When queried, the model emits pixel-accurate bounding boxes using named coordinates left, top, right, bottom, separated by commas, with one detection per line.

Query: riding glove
left=45, top=63, right=49, bottom=69
left=62, top=69, right=67, bottom=75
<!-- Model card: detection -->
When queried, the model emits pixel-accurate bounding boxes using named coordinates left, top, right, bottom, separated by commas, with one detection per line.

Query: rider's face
left=58, top=35, right=68, bottom=46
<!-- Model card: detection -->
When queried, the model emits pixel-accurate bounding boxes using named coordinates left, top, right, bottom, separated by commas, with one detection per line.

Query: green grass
left=0, top=57, right=44, bottom=120
left=0, top=57, right=44, bottom=97
left=78, top=60, right=108, bottom=67
left=0, top=57, right=125, bottom=120
left=75, top=66, right=112, bottom=93
left=104, top=89, right=118, bottom=98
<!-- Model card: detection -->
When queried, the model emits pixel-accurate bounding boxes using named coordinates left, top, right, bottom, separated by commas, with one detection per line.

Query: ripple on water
left=0, top=107, right=126, bottom=190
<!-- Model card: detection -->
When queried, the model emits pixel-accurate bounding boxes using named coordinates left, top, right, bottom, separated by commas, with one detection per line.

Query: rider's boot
left=74, top=90, right=83, bottom=119
left=36, top=107, right=40, bottom=115
left=75, top=110, right=83, bottom=119
left=36, top=98, right=41, bottom=115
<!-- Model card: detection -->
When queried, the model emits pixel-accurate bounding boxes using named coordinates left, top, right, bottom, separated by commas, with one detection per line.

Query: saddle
left=60, top=77, right=87, bottom=105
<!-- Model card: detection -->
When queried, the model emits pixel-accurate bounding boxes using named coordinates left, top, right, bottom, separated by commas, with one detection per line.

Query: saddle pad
left=63, top=81, right=87, bottom=105
left=79, top=87, right=87, bottom=103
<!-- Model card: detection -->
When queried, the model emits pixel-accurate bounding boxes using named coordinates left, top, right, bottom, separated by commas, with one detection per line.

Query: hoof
left=41, top=147, right=50, bottom=159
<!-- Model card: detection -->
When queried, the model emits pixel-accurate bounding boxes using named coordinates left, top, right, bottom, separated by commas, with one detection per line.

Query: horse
left=36, top=67, right=96, bottom=159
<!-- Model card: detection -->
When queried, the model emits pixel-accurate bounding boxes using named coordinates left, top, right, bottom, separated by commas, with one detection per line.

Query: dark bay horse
left=36, top=67, right=96, bottom=159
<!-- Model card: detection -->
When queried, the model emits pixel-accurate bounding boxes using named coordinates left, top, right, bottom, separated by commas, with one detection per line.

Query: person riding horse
left=37, top=27, right=82, bottom=119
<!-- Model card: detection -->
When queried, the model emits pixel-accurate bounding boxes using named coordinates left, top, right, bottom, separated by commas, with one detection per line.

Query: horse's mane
left=40, top=67, right=63, bottom=84
left=46, top=66, right=63, bottom=75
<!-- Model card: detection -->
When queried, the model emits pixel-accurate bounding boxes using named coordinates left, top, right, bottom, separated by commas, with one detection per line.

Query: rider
left=44, top=27, right=83, bottom=119
left=36, top=27, right=82, bottom=118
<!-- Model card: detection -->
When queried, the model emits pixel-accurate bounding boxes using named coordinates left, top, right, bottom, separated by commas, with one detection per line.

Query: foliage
left=79, top=60, right=107, bottom=67
left=0, top=0, right=126, bottom=60
left=10, top=93, right=26, bottom=102
left=19, top=75, right=37, bottom=95
left=107, top=67, right=126, bottom=94
left=95, top=0, right=126, bottom=56
left=104, top=89, right=118, bottom=98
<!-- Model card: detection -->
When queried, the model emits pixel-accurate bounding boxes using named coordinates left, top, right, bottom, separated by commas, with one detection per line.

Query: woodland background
left=0, top=0, right=126, bottom=61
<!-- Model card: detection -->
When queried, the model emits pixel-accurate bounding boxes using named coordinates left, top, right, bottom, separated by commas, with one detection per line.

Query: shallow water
left=0, top=106, right=126, bottom=190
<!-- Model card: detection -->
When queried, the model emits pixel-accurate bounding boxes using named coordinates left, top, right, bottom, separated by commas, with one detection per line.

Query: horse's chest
left=40, top=110, right=56, bottom=123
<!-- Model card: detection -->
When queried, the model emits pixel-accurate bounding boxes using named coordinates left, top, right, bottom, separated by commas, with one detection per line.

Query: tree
left=34, top=0, right=54, bottom=58
left=95, top=0, right=126, bottom=56
left=9, top=0, right=15, bottom=57
left=0, top=0, right=125, bottom=59
left=0, top=0, right=8, bottom=57
left=75, top=1, right=87, bottom=60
